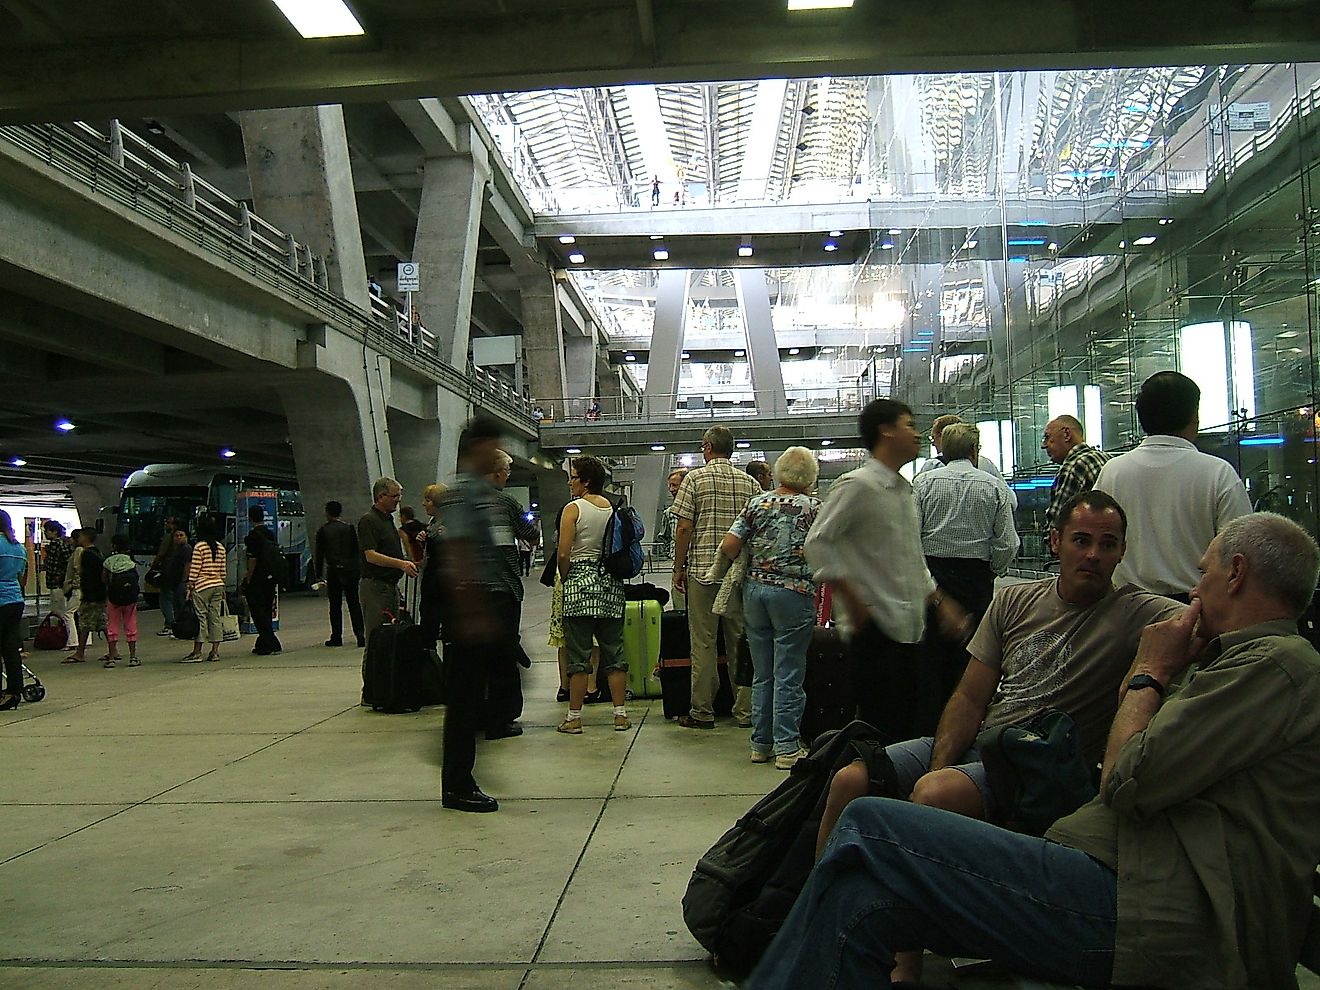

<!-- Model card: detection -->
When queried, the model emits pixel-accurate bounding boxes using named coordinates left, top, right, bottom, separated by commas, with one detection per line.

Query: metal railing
left=531, top=387, right=877, bottom=424
left=0, top=118, right=535, bottom=429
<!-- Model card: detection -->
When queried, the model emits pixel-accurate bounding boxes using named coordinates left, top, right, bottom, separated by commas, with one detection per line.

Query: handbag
left=33, top=613, right=68, bottom=650
left=562, top=560, right=625, bottom=618
left=220, top=598, right=241, bottom=643
left=976, top=709, right=1097, bottom=836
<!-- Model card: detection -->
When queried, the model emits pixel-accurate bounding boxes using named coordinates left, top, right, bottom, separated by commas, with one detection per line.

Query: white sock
left=613, top=706, right=627, bottom=717
left=566, top=709, right=582, bottom=721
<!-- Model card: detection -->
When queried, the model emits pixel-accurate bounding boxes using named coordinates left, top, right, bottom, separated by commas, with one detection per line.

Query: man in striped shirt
left=913, top=423, right=1019, bottom=725
left=1042, top=415, right=1111, bottom=533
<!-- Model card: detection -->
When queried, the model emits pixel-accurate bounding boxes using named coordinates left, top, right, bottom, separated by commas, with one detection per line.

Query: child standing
left=103, top=535, right=141, bottom=668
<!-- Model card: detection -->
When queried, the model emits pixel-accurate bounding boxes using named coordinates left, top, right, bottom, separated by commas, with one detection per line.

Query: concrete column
left=284, top=325, right=395, bottom=547
left=522, top=274, right=568, bottom=421
left=734, top=268, right=787, bottom=416
left=632, top=455, right=670, bottom=557
left=643, top=269, right=690, bottom=418
left=533, top=463, right=571, bottom=552
left=598, top=365, right=625, bottom=418
left=386, top=386, right=471, bottom=500
left=564, top=336, right=596, bottom=416
left=238, top=106, right=371, bottom=313
left=413, top=142, right=489, bottom=367
left=68, top=475, right=125, bottom=553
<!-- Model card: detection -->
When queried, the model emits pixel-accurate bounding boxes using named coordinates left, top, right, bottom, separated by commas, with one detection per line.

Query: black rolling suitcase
left=361, top=577, right=442, bottom=713
left=798, top=626, right=853, bottom=743
left=658, top=609, right=734, bottom=719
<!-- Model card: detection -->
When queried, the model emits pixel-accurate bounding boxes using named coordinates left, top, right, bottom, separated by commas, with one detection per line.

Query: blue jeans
left=159, top=583, right=180, bottom=628
left=742, top=579, right=815, bottom=756
left=746, top=798, right=1116, bottom=989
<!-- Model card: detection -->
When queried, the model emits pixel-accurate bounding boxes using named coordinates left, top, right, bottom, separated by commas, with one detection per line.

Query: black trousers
left=0, top=602, right=23, bottom=696
left=482, top=592, right=525, bottom=729
left=518, top=550, right=532, bottom=576
left=244, top=577, right=282, bottom=654
left=924, top=556, right=996, bottom=723
left=419, top=570, right=443, bottom=649
left=849, top=618, right=926, bottom=745
left=442, top=636, right=488, bottom=795
left=326, top=567, right=365, bottom=644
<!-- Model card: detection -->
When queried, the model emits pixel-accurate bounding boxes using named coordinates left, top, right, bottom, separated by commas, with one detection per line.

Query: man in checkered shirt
left=1042, top=415, right=1111, bottom=533
left=672, top=425, right=761, bottom=729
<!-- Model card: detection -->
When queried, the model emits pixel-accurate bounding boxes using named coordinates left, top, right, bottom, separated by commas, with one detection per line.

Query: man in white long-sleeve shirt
left=1094, top=371, right=1251, bottom=601
left=805, top=399, right=971, bottom=743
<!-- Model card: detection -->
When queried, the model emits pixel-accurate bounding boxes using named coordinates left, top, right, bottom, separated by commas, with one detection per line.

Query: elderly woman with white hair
left=716, top=446, right=822, bottom=769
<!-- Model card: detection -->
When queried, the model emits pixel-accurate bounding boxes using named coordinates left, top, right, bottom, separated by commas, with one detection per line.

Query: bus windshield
left=118, top=487, right=208, bottom=556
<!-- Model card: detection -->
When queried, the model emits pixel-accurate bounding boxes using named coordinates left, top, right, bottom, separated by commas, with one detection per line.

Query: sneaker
left=128, top=657, right=141, bottom=667
left=179, top=654, right=204, bottom=664
left=556, top=718, right=583, bottom=735
left=156, top=629, right=173, bottom=637
left=750, top=751, right=772, bottom=764
left=613, top=714, right=631, bottom=732
left=736, top=719, right=753, bottom=728
left=775, top=748, right=808, bottom=771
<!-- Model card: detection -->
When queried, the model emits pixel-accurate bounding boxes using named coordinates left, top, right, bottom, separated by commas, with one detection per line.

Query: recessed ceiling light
left=963, top=239, right=978, bottom=250
left=566, top=447, right=582, bottom=454
left=55, top=418, right=76, bottom=432
left=888, top=228, right=902, bottom=235
left=653, top=248, right=669, bottom=261
left=681, top=351, right=691, bottom=359
left=1158, top=217, right=1174, bottom=225
left=10, top=457, right=26, bottom=467
left=649, top=234, right=664, bottom=240
left=880, top=241, right=894, bottom=250
left=735, top=349, right=746, bottom=357
left=824, top=241, right=839, bottom=252
left=625, top=353, right=637, bottom=361
left=789, top=347, right=800, bottom=355
left=820, top=439, right=833, bottom=446
left=787, top=0, right=854, bottom=9
left=829, top=230, right=843, bottom=237
left=220, top=448, right=237, bottom=459
left=1134, top=235, right=1157, bottom=246
left=736, top=442, right=752, bottom=449
left=650, top=444, right=666, bottom=452
left=558, top=235, right=576, bottom=244
left=738, top=244, right=754, bottom=258
left=568, top=251, right=585, bottom=264
left=271, top=0, right=366, bottom=38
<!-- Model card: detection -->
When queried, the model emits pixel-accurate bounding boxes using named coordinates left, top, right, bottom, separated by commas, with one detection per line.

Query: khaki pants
left=685, top=579, right=753, bottom=724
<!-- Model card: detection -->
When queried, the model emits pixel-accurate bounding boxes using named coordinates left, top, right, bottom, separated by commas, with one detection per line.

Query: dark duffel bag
left=171, top=605, right=200, bottom=642
left=624, top=581, right=670, bottom=607
left=798, top=626, right=852, bottom=742
left=683, top=720, right=896, bottom=976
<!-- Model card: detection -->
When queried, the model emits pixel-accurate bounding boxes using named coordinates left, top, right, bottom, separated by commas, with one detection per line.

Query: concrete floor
left=3, top=579, right=1317, bottom=990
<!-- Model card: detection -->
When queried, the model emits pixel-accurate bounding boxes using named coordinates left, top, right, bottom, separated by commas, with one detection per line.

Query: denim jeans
left=746, top=797, right=1116, bottom=989
left=742, top=579, right=815, bottom=756
left=159, top=583, right=177, bottom=629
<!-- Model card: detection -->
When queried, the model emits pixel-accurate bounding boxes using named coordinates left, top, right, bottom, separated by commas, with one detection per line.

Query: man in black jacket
left=315, top=500, right=365, bottom=648
left=242, top=505, right=283, bottom=656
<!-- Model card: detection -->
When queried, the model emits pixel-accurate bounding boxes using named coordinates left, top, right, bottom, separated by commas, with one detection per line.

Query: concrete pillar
left=734, top=268, right=787, bottom=416
left=522, top=274, right=568, bottom=421
left=413, top=144, right=489, bottom=368
left=238, top=106, right=371, bottom=313
left=632, top=455, right=670, bottom=556
left=598, top=365, right=625, bottom=418
left=643, top=270, right=690, bottom=418
left=533, top=463, right=571, bottom=552
left=284, top=325, right=395, bottom=548
left=564, top=336, right=596, bottom=416
left=68, top=475, right=125, bottom=553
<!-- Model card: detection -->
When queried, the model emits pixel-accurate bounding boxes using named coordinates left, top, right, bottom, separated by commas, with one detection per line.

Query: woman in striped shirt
left=183, top=515, right=227, bottom=663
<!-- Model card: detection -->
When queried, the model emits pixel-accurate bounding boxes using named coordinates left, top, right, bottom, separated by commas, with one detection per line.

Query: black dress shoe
left=556, top=688, right=569, bottom=703
left=324, top=639, right=343, bottom=647
left=442, top=789, right=499, bottom=813
left=485, top=722, right=524, bottom=740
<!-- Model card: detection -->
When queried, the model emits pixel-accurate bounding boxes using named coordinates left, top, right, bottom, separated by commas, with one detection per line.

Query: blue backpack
left=600, top=504, right=645, bottom=579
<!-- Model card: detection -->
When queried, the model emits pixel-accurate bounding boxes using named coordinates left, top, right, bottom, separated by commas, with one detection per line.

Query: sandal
left=128, top=657, right=141, bottom=667
left=103, top=658, right=117, bottom=668
left=61, top=655, right=85, bottom=664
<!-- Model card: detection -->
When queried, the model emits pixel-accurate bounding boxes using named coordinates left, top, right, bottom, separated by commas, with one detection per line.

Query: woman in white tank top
left=556, top=455, right=630, bottom=735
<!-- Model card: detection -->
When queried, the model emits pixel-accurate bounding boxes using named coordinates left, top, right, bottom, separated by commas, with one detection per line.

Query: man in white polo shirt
left=1094, top=371, right=1251, bottom=601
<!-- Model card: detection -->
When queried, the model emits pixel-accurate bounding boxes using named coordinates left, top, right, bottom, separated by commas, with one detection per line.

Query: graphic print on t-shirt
left=992, top=627, right=1073, bottom=719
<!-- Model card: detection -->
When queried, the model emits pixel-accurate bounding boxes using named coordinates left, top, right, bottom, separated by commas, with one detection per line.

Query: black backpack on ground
left=682, top=720, right=897, bottom=975
left=106, top=567, right=140, bottom=607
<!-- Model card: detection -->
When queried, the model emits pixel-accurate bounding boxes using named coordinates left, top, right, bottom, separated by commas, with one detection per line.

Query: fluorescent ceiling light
left=649, top=234, right=664, bottom=240
left=568, top=251, right=585, bottom=264
left=558, top=235, right=576, bottom=244
left=820, top=440, right=833, bottom=446
left=829, top=230, right=843, bottom=237
left=888, top=228, right=902, bottom=235
left=735, top=442, right=752, bottom=449
left=650, top=444, right=667, bottom=452
left=220, top=448, right=237, bottom=459
left=624, top=353, right=637, bottom=361
left=55, top=418, right=76, bottom=432
left=10, top=457, right=26, bottom=467
left=823, top=240, right=838, bottom=252
left=880, top=241, right=894, bottom=250
left=735, top=349, right=746, bottom=357
left=271, top=0, right=365, bottom=38
left=653, top=248, right=669, bottom=261
left=566, top=448, right=582, bottom=455
left=788, top=0, right=854, bottom=8
left=789, top=347, right=800, bottom=355
left=738, top=244, right=754, bottom=258
left=681, top=351, right=691, bottom=359
left=1133, top=235, right=1157, bottom=246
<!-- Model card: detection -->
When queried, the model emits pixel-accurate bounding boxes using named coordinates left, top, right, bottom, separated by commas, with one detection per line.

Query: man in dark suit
left=315, top=500, right=365, bottom=648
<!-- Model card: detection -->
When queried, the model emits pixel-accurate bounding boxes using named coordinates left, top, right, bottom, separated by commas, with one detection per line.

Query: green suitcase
left=622, top=599, right=663, bottom=699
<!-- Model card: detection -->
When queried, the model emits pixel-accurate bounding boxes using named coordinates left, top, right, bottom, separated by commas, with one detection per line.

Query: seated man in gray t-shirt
left=813, top=490, right=1182, bottom=983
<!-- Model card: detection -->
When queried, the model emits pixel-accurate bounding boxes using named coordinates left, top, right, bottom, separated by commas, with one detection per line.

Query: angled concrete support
left=564, top=336, right=596, bottom=417
left=238, top=106, right=371, bottom=312
left=734, top=268, right=787, bottom=416
left=642, top=269, right=689, bottom=418
left=413, top=140, right=489, bottom=367
left=68, top=475, right=126, bottom=553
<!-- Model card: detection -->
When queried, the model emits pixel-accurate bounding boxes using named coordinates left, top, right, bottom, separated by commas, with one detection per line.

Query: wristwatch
left=1127, top=673, right=1166, bottom=699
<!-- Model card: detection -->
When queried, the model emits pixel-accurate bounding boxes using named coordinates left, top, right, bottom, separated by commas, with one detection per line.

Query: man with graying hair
left=357, top=476, right=418, bottom=637
left=1042, top=414, right=1110, bottom=532
left=673, top=424, right=761, bottom=729
left=750, top=511, right=1320, bottom=990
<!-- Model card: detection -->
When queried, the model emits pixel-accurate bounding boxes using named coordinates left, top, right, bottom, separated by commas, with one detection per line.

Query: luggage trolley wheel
left=23, top=684, right=45, bottom=703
